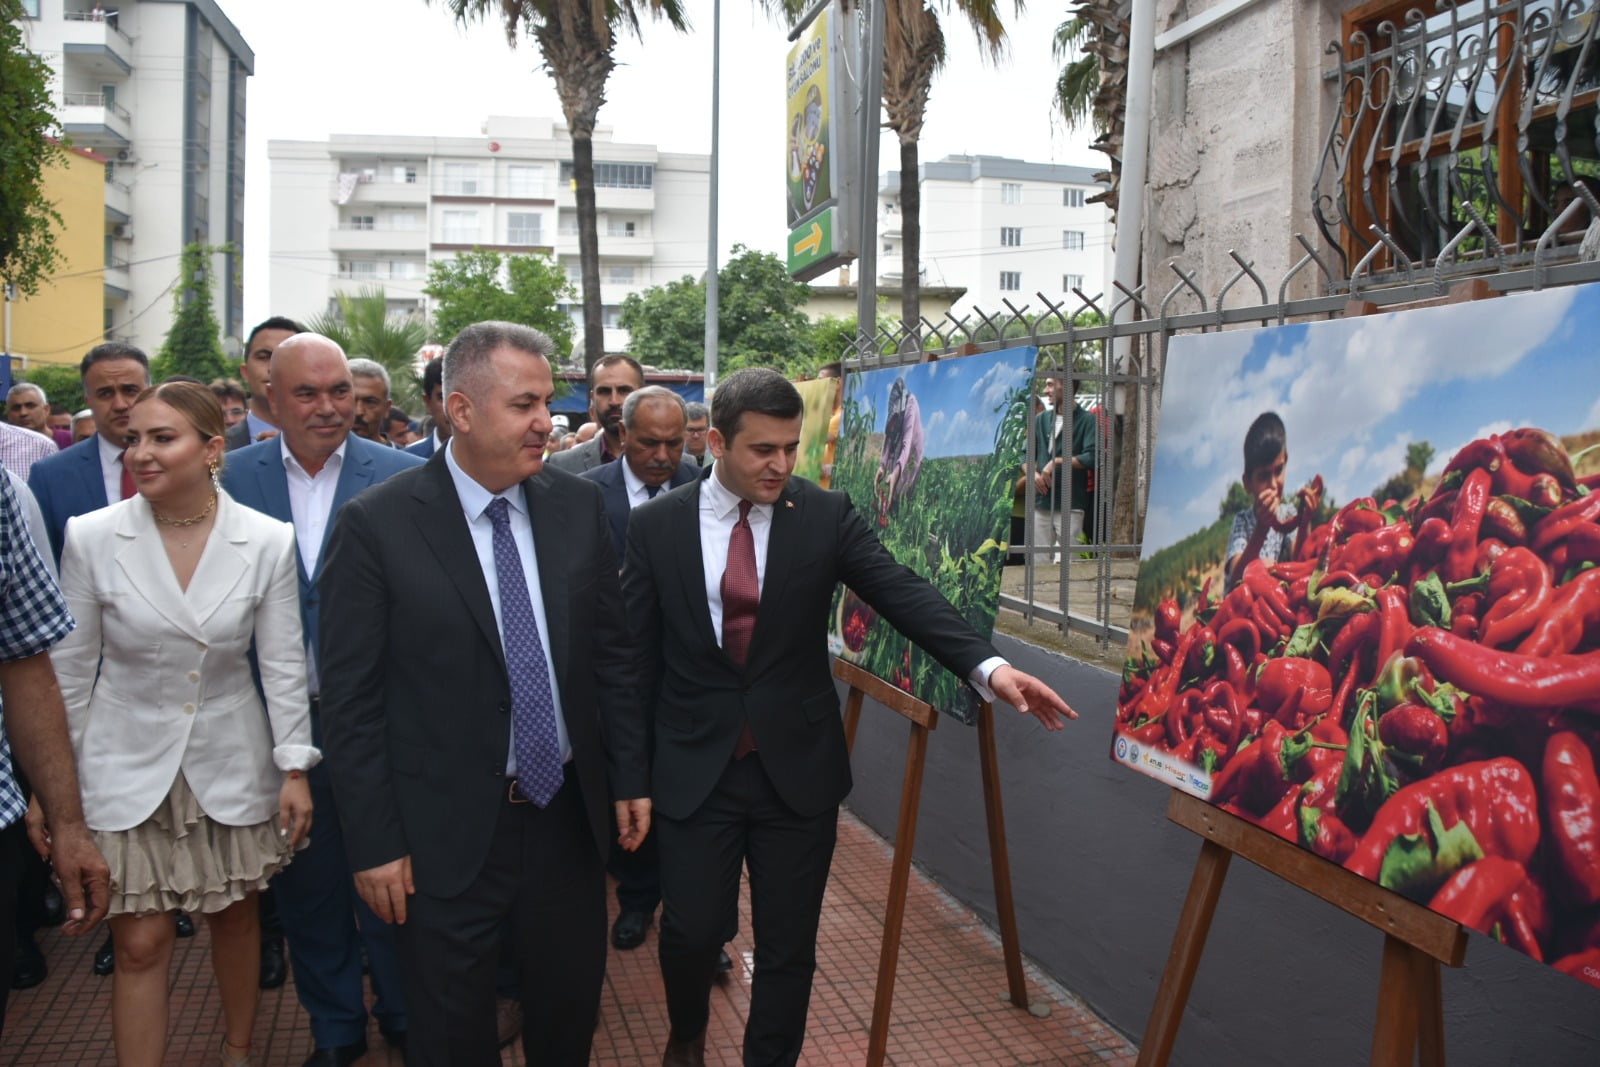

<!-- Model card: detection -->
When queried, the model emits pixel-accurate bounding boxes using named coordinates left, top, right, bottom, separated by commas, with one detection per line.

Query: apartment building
left=10, top=0, right=252, bottom=363
left=269, top=115, right=710, bottom=354
left=880, top=154, right=1112, bottom=322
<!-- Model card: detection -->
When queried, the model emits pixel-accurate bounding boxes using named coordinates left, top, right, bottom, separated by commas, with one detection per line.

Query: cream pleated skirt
left=94, top=772, right=300, bottom=917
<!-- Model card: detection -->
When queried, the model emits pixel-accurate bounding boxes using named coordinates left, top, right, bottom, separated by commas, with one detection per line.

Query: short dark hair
left=49, top=403, right=67, bottom=416
left=209, top=377, right=247, bottom=403
left=443, top=321, right=554, bottom=404
left=387, top=406, right=411, bottom=426
left=1243, top=412, right=1287, bottom=477
left=246, top=316, right=304, bottom=351
left=588, top=354, right=644, bottom=393
left=817, top=361, right=842, bottom=379
left=421, top=356, right=444, bottom=399
left=80, top=341, right=150, bottom=379
left=711, top=368, right=802, bottom=444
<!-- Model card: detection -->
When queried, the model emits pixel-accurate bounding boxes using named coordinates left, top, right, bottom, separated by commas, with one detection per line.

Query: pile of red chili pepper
left=1115, top=427, right=1600, bottom=987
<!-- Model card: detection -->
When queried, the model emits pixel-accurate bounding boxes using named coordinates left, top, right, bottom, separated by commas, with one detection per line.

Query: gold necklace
left=152, top=493, right=216, bottom=530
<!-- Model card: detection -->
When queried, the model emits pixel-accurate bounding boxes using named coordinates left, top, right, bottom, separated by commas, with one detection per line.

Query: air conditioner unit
left=112, top=224, right=132, bottom=239
left=116, top=148, right=133, bottom=162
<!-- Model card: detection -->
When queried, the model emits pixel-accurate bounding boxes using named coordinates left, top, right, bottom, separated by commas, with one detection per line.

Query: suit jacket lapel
left=323, top=443, right=377, bottom=580
left=673, top=482, right=727, bottom=664
left=748, top=481, right=802, bottom=665
left=113, top=501, right=206, bottom=644
left=185, top=495, right=250, bottom=628
left=81, top=439, right=111, bottom=508
left=525, top=476, right=569, bottom=691
left=412, top=460, right=504, bottom=671
left=251, top=445, right=302, bottom=582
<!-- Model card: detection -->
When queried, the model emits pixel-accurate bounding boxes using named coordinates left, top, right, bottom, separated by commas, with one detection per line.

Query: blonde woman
left=47, top=381, right=316, bottom=1066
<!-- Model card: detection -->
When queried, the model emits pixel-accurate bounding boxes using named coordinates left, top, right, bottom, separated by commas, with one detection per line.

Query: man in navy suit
left=405, top=356, right=448, bottom=459
left=223, top=334, right=422, bottom=1067
left=579, top=387, right=701, bottom=958
left=28, top=342, right=150, bottom=564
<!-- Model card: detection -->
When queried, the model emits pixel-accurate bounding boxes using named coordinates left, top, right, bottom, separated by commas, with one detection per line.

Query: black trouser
left=392, top=775, right=605, bottom=1067
left=610, top=819, right=661, bottom=915
left=0, top=821, right=23, bottom=1041
left=657, top=755, right=838, bottom=1067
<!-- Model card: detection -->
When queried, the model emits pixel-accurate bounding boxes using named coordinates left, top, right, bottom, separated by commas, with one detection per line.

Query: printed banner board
left=828, top=348, right=1035, bottom=723
left=1111, top=283, right=1600, bottom=989
left=793, top=376, right=841, bottom=487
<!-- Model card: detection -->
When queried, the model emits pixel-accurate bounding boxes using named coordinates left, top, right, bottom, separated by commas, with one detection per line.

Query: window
left=882, top=242, right=894, bottom=253
left=607, top=266, right=636, bottom=285
left=442, top=163, right=480, bottom=195
left=342, top=260, right=378, bottom=279
left=1063, top=187, right=1085, bottom=208
left=19, top=0, right=38, bottom=17
left=507, top=212, right=541, bottom=245
left=390, top=212, right=418, bottom=230
left=1063, top=230, right=1085, bottom=251
left=389, top=260, right=423, bottom=280
left=999, top=271, right=1022, bottom=291
left=560, top=162, right=655, bottom=189
left=1000, top=227, right=1022, bottom=247
left=606, top=220, right=637, bottom=238
left=441, top=209, right=478, bottom=244
left=603, top=306, right=623, bottom=328
left=566, top=263, right=582, bottom=284
left=1063, top=274, right=1085, bottom=293
left=347, top=215, right=374, bottom=231
left=392, top=165, right=417, bottom=184
left=1001, top=182, right=1022, bottom=205
left=508, top=165, right=545, bottom=197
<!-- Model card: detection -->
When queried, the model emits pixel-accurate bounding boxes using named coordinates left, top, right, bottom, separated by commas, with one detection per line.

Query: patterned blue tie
left=485, top=497, right=563, bottom=806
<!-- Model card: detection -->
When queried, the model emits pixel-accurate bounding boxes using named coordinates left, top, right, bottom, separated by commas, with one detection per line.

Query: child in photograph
left=1224, top=411, right=1321, bottom=590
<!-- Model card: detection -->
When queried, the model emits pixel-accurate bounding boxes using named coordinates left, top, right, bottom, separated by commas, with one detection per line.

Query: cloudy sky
left=1141, top=282, right=1600, bottom=555
left=847, top=344, right=1034, bottom=459
left=227, top=0, right=1098, bottom=326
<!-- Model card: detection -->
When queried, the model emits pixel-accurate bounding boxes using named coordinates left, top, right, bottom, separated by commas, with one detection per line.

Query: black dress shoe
left=174, top=911, right=195, bottom=938
left=259, top=934, right=287, bottom=990
left=92, top=933, right=114, bottom=976
left=301, top=1037, right=366, bottom=1067
left=11, top=937, right=45, bottom=989
left=715, top=948, right=733, bottom=974
left=611, top=909, right=652, bottom=950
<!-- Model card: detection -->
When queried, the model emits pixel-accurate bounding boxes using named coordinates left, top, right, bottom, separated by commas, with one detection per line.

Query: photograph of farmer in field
left=1112, top=281, right=1600, bottom=988
left=828, top=348, right=1035, bottom=723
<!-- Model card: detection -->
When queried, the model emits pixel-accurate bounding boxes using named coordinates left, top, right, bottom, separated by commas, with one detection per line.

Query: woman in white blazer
left=48, top=381, right=317, bottom=1067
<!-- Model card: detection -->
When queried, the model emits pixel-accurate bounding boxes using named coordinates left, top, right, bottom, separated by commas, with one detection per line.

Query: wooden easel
left=1136, top=791, right=1468, bottom=1067
left=835, top=657, right=1043, bottom=1067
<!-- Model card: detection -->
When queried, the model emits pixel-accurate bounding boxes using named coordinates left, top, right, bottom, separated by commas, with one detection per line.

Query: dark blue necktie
left=485, top=497, right=562, bottom=806
left=646, top=484, right=661, bottom=499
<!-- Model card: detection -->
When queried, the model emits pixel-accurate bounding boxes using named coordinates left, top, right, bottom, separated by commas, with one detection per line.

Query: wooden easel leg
left=1370, top=935, right=1422, bottom=1067
left=842, top=686, right=864, bottom=755
left=1410, top=945, right=1445, bottom=1067
left=1135, top=840, right=1233, bottom=1067
left=864, top=720, right=932, bottom=1067
left=976, top=702, right=1040, bottom=1016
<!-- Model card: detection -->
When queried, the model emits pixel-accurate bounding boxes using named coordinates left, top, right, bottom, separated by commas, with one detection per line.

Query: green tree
left=618, top=245, right=816, bottom=376
left=809, top=314, right=857, bottom=366
left=1219, top=480, right=1251, bottom=521
left=21, top=363, right=85, bottom=415
left=304, top=287, right=430, bottom=408
left=153, top=244, right=232, bottom=383
left=423, top=249, right=574, bottom=355
left=432, top=0, right=688, bottom=369
left=0, top=1, right=66, bottom=296
left=1053, top=15, right=1099, bottom=134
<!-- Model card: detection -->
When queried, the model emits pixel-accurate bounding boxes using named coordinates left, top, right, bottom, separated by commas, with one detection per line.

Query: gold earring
left=209, top=460, right=221, bottom=493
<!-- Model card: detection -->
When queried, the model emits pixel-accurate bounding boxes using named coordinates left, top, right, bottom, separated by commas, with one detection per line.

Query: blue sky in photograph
left=1141, top=282, right=1600, bottom=556
left=845, top=347, right=1037, bottom=460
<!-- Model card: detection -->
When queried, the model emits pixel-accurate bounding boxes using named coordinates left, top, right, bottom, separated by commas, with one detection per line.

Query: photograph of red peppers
left=1115, top=405, right=1600, bottom=985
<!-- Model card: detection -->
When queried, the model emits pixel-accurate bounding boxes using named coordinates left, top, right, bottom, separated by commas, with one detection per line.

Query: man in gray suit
left=545, top=355, right=644, bottom=474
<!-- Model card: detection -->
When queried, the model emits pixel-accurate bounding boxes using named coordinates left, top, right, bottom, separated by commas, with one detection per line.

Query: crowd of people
left=0, top=317, right=1076, bottom=1067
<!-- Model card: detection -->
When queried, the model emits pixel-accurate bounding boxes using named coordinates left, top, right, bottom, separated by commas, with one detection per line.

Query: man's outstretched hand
left=989, top=665, right=1077, bottom=730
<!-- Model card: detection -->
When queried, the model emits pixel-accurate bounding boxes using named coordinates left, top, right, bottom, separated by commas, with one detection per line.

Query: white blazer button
left=188, top=671, right=200, bottom=683
left=194, top=641, right=206, bottom=651
left=182, top=703, right=196, bottom=714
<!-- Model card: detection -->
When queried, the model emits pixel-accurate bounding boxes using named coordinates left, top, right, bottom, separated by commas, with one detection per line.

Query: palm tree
left=430, top=0, right=689, bottom=371
left=880, top=0, right=1014, bottom=334
left=1053, top=14, right=1098, bottom=133
left=305, top=287, right=430, bottom=408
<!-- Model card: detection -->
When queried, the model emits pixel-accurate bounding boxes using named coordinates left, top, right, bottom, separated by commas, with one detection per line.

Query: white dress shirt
left=282, top=439, right=345, bottom=697
left=700, top=464, right=1004, bottom=698
left=445, top=440, right=571, bottom=772
left=621, top=459, right=666, bottom=510
left=96, top=432, right=127, bottom=509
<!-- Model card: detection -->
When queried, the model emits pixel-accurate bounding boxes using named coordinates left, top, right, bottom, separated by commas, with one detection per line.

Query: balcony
left=598, top=232, right=652, bottom=259
left=62, top=91, right=131, bottom=149
left=328, top=226, right=428, bottom=253
left=555, top=184, right=655, bottom=214
left=329, top=177, right=428, bottom=206
left=103, top=179, right=131, bottom=221
left=104, top=257, right=129, bottom=299
left=60, top=9, right=133, bottom=76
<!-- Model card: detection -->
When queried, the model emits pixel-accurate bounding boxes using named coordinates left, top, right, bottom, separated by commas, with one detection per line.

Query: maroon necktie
left=721, top=500, right=759, bottom=757
left=119, top=451, right=135, bottom=500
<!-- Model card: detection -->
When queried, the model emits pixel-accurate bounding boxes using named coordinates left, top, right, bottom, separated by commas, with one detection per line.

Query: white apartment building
left=880, top=155, right=1112, bottom=322
left=13, top=0, right=252, bottom=357
left=269, top=116, right=710, bottom=354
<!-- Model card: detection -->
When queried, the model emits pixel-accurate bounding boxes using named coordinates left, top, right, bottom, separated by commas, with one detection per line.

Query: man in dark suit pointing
left=318, top=321, right=650, bottom=1066
left=623, top=368, right=1075, bottom=1067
